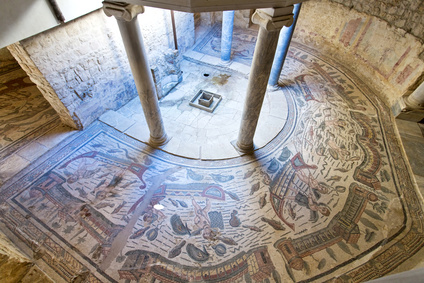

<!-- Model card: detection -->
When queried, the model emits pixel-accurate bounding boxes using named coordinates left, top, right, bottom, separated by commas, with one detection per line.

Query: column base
left=392, top=95, right=424, bottom=122
left=220, top=59, right=232, bottom=66
left=149, top=134, right=170, bottom=147
left=231, top=140, right=255, bottom=154
left=267, top=84, right=280, bottom=92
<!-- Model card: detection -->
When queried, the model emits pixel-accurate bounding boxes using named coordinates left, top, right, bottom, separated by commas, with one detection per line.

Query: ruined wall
left=294, top=0, right=424, bottom=107
left=9, top=8, right=194, bottom=129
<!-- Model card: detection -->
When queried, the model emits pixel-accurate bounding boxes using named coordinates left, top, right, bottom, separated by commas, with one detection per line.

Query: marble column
left=103, top=2, right=168, bottom=146
left=268, top=3, right=302, bottom=86
left=405, top=81, right=424, bottom=109
left=236, top=7, right=294, bottom=152
left=221, top=10, right=235, bottom=62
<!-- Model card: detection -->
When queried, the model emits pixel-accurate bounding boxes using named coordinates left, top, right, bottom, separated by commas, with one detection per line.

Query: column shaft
left=221, top=11, right=235, bottom=62
left=116, top=18, right=168, bottom=145
left=268, top=3, right=301, bottom=86
left=236, top=7, right=294, bottom=152
left=406, top=81, right=424, bottom=108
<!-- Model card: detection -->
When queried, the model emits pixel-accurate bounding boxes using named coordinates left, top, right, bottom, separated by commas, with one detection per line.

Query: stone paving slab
left=111, top=59, right=289, bottom=160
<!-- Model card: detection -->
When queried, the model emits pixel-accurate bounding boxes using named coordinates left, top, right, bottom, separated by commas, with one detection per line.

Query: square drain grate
left=189, top=90, right=222, bottom=113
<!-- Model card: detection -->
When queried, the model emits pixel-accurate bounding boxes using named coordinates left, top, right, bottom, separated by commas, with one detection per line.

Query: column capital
left=103, top=1, right=144, bottom=21
left=252, top=6, right=294, bottom=31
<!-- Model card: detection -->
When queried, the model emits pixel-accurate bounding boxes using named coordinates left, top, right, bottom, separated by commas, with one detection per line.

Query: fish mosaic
left=1, top=42, right=423, bottom=283
left=168, top=240, right=186, bottom=259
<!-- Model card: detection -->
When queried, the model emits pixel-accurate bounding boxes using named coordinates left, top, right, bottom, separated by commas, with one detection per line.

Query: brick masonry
left=9, top=8, right=194, bottom=129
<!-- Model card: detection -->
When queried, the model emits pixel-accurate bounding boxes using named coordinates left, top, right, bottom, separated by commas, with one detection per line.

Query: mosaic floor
left=0, top=53, right=66, bottom=186
left=193, top=24, right=258, bottom=66
left=0, top=61, right=61, bottom=161
left=1, top=41, right=424, bottom=283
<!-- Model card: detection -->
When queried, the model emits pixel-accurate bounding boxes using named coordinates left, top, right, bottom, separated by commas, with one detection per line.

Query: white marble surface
left=101, top=59, right=289, bottom=160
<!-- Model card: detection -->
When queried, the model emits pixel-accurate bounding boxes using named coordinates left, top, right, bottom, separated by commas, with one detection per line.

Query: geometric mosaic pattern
left=1, top=42, right=423, bottom=282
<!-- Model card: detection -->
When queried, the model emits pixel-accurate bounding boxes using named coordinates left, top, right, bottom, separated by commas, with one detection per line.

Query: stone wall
left=9, top=8, right=194, bottom=129
left=294, top=0, right=424, bottom=107
left=329, top=0, right=424, bottom=42
left=195, top=10, right=252, bottom=29
left=8, top=42, right=78, bottom=129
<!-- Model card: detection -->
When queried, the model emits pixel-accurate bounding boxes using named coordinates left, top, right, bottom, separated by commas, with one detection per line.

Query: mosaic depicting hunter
left=1, top=42, right=423, bottom=283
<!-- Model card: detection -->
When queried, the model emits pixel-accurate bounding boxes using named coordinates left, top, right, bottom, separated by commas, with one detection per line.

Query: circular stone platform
left=106, top=60, right=293, bottom=160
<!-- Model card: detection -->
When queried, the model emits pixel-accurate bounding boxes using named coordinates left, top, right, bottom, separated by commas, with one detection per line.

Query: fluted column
left=235, top=7, right=294, bottom=152
left=221, top=10, right=235, bottom=62
left=103, top=1, right=168, bottom=146
left=268, top=3, right=302, bottom=86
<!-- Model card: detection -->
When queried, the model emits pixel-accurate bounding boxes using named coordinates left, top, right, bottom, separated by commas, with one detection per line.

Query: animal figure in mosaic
left=170, top=214, right=191, bottom=236
left=224, top=190, right=240, bottom=201
left=186, top=168, right=203, bottom=181
left=130, top=226, right=150, bottom=239
left=212, top=244, right=227, bottom=256
left=146, top=227, right=159, bottom=241
left=249, top=182, right=260, bottom=195
left=242, top=225, right=262, bottom=232
left=261, top=217, right=285, bottom=230
left=186, top=243, right=210, bottom=262
left=259, top=193, right=267, bottom=209
left=168, top=240, right=186, bottom=258
left=210, top=173, right=234, bottom=183
left=243, top=168, right=256, bottom=179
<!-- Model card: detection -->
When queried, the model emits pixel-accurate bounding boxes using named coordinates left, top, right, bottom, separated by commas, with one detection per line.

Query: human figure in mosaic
left=326, top=134, right=360, bottom=162
left=192, top=198, right=216, bottom=239
left=286, top=188, right=330, bottom=223
left=66, top=158, right=100, bottom=184
left=92, top=167, right=128, bottom=201
left=295, top=169, right=331, bottom=195
left=143, top=200, right=166, bottom=225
